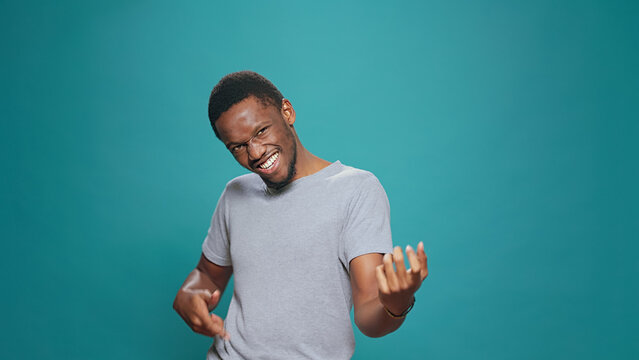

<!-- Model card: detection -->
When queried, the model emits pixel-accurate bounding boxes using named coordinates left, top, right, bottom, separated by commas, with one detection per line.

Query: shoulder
left=333, top=164, right=390, bottom=218
left=222, top=173, right=263, bottom=196
left=326, top=163, right=388, bottom=207
left=329, top=162, right=384, bottom=190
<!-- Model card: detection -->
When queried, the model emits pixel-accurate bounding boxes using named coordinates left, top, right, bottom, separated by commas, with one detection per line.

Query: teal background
left=2, top=0, right=638, bottom=359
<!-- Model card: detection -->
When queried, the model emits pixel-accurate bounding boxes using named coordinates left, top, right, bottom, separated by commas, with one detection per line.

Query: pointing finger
left=189, top=293, right=228, bottom=339
left=189, top=292, right=213, bottom=327
left=210, top=313, right=230, bottom=340
left=200, top=313, right=227, bottom=339
left=193, top=311, right=216, bottom=337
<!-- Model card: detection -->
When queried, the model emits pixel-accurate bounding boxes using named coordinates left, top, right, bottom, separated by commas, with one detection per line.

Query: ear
left=281, top=99, right=296, bottom=126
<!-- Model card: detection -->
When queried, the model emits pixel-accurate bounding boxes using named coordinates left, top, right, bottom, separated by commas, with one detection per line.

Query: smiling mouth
left=257, top=152, right=279, bottom=170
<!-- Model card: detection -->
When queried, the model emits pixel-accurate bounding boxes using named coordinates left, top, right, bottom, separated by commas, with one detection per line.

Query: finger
left=208, top=289, right=221, bottom=308
left=189, top=298, right=217, bottom=336
left=198, top=313, right=218, bottom=337
left=188, top=292, right=211, bottom=326
left=190, top=315, right=210, bottom=336
left=417, top=241, right=428, bottom=279
left=194, top=311, right=228, bottom=339
left=406, top=245, right=422, bottom=283
left=393, top=246, right=409, bottom=288
left=197, top=313, right=221, bottom=338
left=376, top=265, right=390, bottom=294
left=383, top=253, right=399, bottom=291
left=209, top=313, right=230, bottom=340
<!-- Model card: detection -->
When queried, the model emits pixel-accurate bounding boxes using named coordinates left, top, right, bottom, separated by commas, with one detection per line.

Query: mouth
left=254, top=151, right=279, bottom=175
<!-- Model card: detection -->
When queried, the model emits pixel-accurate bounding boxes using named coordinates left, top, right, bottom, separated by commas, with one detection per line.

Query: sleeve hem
left=346, top=247, right=392, bottom=273
left=202, top=242, right=232, bottom=267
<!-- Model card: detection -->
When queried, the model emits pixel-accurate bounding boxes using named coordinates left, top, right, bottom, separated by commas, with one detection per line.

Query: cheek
left=264, top=131, right=284, bottom=145
left=232, top=153, right=249, bottom=167
left=274, top=128, right=294, bottom=145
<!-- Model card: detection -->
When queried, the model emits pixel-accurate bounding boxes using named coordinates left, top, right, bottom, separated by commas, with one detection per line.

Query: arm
left=173, top=253, right=233, bottom=339
left=350, top=242, right=428, bottom=338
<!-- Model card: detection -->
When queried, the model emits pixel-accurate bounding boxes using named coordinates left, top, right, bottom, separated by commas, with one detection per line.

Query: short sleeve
left=201, top=186, right=232, bottom=266
left=341, top=175, right=393, bottom=271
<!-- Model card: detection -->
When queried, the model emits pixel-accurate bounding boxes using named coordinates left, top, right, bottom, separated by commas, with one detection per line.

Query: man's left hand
left=375, top=241, right=428, bottom=315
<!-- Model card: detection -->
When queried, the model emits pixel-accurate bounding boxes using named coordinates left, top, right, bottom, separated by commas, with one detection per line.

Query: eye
left=232, top=144, right=245, bottom=153
left=257, top=127, right=268, bottom=136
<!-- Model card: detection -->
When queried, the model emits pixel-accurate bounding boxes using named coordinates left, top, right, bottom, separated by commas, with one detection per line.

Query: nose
left=246, top=138, right=266, bottom=161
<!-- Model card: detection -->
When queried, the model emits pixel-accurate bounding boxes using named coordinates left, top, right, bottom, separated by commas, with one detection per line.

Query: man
left=173, top=71, right=428, bottom=359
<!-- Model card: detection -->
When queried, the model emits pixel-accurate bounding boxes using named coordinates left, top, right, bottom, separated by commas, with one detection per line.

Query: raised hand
left=375, top=241, right=428, bottom=316
left=173, top=288, right=230, bottom=340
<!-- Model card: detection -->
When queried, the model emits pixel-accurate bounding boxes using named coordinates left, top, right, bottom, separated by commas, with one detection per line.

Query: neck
left=290, top=141, right=331, bottom=182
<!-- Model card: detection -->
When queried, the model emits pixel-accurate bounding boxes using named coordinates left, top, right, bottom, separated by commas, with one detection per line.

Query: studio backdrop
left=2, top=1, right=637, bottom=359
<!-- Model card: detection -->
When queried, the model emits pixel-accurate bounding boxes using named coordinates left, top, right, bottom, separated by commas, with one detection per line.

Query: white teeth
left=259, top=152, right=279, bottom=169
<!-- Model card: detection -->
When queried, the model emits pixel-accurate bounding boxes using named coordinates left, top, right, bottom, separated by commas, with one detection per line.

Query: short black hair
left=208, top=71, right=284, bottom=139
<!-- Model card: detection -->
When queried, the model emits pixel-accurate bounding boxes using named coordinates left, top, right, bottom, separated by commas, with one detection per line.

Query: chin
left=263, top=173, right=291, bottom=189
left=265, top=163, right=296, bottom=189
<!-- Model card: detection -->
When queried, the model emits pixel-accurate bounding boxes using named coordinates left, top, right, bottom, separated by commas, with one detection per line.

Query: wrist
left=384, top=296, right=412, bottom=314
left=383, top=296, right=415, bottom=319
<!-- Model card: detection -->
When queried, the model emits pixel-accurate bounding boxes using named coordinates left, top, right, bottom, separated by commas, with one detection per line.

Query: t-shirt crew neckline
left=264, top=160, right=342, bottom=195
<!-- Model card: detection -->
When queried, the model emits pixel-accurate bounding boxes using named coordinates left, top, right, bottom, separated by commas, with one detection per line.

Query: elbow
left=354, top=319, right=392, bottom=338
left=172, top=293, right=180, bottom=312
left=361, top=330, right=387, bottom=338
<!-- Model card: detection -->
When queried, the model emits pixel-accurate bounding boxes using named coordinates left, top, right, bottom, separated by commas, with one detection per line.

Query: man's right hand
left=173, top=287, right=230, bottom=339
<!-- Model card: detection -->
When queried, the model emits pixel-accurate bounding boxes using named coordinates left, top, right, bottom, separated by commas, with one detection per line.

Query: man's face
left=216, top=96, right=297, bottom=189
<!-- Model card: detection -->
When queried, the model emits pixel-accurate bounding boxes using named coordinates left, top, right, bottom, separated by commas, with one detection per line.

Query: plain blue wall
left=2, top=0, right=637, bottom=359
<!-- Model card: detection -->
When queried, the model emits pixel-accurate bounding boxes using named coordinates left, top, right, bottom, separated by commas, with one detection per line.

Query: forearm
left=174, top=268, right=221, bottom=312
left=354, top=296, right=406, bottom=338
left=184, top=267, right=220, bottom=290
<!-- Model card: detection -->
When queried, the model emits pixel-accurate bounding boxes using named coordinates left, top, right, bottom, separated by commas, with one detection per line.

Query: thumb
left=207, top=289, right=221, bottom=308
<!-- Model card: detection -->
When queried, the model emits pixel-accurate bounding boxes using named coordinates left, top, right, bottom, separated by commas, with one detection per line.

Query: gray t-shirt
left=202, top=161, right=392, bottom=359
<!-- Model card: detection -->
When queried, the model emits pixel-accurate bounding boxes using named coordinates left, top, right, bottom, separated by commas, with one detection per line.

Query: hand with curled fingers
left=375, top=241, right=428, bottom=316
left=173, top=288, right=230, bottom=340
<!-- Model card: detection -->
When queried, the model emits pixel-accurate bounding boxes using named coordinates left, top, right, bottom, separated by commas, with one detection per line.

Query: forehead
left=216, top=96, right=280, bottom=142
